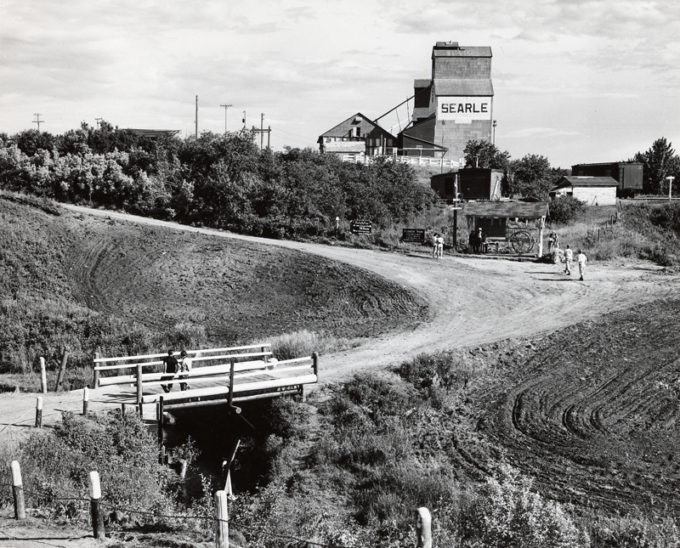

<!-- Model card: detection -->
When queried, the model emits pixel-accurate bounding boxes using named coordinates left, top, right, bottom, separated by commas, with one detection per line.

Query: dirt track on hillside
left=0, top=205, right=676, bottom=444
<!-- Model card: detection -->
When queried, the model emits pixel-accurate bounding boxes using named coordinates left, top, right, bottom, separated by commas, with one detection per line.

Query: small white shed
left=551, top=176, right=618, bottom=206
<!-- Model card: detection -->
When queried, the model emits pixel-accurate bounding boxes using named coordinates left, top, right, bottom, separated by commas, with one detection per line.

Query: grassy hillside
left=550, top=202, right=680, bottom=266
left=0, top=193, right=428, bottom=388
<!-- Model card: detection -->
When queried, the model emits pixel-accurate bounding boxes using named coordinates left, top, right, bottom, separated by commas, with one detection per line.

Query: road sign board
left=401, top=228, right=425, bottom=243
left=350, top=220, right=372, bottom=234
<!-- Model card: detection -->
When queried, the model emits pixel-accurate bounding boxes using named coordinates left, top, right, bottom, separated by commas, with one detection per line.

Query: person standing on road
left=577, top=249, right=587, bottom=281
left=436, top=233, right=444, bottom=259
left=432, top=233, right=439, bottom=259
left=161, top=349, right=178, bottom=393
left=563, top=245, right=574, bottom=276
left=179, top=349, right=192, bottom=391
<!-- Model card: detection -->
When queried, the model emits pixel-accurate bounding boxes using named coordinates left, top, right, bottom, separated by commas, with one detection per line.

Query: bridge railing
left=92, top=344, right=272, bottom=388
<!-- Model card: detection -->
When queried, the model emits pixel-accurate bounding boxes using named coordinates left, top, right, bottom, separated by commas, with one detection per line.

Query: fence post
left=121, top=403, right=126, bottom=424
left=312, top=352, right=319, bottom=378
left=54, top=350, right=69, bottom=392
left=215, top=490, right=229, bottom=548
left=82, top=387, right=89, bottom=416
left=136, top=363, right=143, bottom=406
left=35, top=397, right=43, bottom=428
left=39, top=357, right=47, bottom=394
left=88, top=471, right=105, bottom=539
left=93, top=351, right=100, bottom=389
left=416, top=507, right=432, bottom=548
left=11, top=461, right=26, bottom=520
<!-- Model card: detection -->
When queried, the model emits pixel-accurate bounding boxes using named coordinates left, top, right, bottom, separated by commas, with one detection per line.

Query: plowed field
left=449, top=298, right=680, bottom=514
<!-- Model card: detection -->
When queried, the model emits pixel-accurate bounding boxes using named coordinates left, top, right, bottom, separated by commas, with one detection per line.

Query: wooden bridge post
left=34, top=397, right=43, bottom=428
left=228, top=361, right=235, bottom=408
left=88, top=471, right=105, bottom=539
left=312, top=352, right=319, bottom=379
left=136, top=363, right=143, bottom=406
left=93, top=352, right=100, bottom=389
left=416, top=507, right=432, bottom=548
left=215, top=490, right=229, bottom=548
left=39, top=357, right=47, bottom=394
left=11, top=461, right=26, bottom=520
left=157, top=397, right=165, bottom=445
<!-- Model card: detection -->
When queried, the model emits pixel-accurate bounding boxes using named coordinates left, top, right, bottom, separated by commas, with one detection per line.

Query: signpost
left=401, top=228, right=426, bottom=243
left=350, top=220, right=372, bottom=235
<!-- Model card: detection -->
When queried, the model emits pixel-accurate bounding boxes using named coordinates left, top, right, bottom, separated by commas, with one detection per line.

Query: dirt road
left=0, top=204, right=676, bottom=440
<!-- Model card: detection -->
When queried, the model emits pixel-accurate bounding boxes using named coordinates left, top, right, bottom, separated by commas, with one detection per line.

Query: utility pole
left=95, top=117, right=103, bottom=128
left=492, top=120, right=497, bottom=146
left=267, top=126, right=271, bottom=149
left=195, top=95, right=198, bottom=138
left=32, top=113, right=44, bottom=131
left=260, top=113, right=264, bottom=150
left=242, top=110, right=246, bottom=129
left=220, top=104, right=232, bottom=134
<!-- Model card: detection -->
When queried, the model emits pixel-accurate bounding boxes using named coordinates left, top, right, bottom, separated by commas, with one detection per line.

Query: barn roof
left=554, top=176, right=619, bottom=189
left=125, top=129, right=180, bottom=138
left=463, top=201, right=549, bottom=219
left=433, top=79, right=494, bottom=96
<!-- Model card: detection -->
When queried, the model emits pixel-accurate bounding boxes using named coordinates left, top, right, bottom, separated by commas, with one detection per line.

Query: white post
left=39, top=357, right=47, bottom=394
left=416, top=507, right=432, bottom=548
left=88, top=471, right=105, bottom=539
left=83, top=387, right=89, bottom=415
left=667, top=176, right=675, bottom=203
left=215, top=490, right=229, bottom=548
left=11, top=461, right=26, bottom=520
left=35, top=396, right=43, bottom=428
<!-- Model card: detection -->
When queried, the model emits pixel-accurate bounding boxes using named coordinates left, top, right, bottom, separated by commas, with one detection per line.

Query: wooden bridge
left=92, top=344, right=318, bottom=420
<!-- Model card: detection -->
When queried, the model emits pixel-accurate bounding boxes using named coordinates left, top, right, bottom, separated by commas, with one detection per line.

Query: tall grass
left=268, top=329, right=356, bottom=360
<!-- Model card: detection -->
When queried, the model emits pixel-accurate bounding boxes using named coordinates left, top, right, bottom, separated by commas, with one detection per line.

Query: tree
left=463, top=139, right=510, bottom=170
left=509, top=154, right=552, bottom=200
left=633, top=137, right=680, bottom=194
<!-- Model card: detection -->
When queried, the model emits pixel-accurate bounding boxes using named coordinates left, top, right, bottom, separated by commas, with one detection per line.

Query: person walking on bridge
left=179, top=350, right=192, bottom=391
left=161, top=349, right=178, bottom=393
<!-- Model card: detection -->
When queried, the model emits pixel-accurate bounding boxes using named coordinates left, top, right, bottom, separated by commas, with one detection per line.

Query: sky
left=1, top=0, right=679, bottom=167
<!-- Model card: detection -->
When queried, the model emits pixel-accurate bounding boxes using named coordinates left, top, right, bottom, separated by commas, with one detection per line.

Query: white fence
left=338, top=153, right=461, bottom=169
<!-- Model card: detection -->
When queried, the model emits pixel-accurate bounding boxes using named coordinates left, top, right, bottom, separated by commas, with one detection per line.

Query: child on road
left=577, top=249, right=587, bottom=281
left=563, top=245, right=574, bottom=276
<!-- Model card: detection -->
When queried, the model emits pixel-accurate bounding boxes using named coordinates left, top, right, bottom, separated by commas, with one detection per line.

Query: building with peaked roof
left=125, top=129, right=180, bottom=138
left=317, top=113, right=396, bottom=160
left=399, top=41, right=493, bottom=162
left=551, top=176, right=618, bottom=206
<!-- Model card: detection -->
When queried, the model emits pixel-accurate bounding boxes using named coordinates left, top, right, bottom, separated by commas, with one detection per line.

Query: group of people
left=468, top=227, right=485, bottom=254
left=431, top=233, right=444, bottom=259
left=548, top=232, right=587, bottom=281
left=161, top=349, right=192, bottom=392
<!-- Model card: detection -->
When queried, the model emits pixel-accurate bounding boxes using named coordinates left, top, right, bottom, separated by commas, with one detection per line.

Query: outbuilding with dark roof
left=551, top=176, right=618, bottom=206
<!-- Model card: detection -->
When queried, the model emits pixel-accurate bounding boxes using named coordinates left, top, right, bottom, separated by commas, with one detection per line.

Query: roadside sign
left=350, top=220, right=372, bottom=234
left=401, top=228, right=425, bottom=243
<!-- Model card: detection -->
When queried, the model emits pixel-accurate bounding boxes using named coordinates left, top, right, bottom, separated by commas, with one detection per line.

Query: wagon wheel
left=509, top=230, right=535, bottom=254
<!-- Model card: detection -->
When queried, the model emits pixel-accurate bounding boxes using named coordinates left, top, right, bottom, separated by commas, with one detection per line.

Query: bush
left=470, top=465, right=587, bottom=547
left=548, top=196, right=586, bottom=224
left=12, top=412, right=171, bottom=521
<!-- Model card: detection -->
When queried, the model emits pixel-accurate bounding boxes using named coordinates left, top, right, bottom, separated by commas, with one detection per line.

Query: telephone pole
left=260, top=113, right=264, bottom=150
left=32, top=113, right=44, bottom=131
left=195, top=95, right=199, bottom=138
left=242, top=110, right=246, bottom=129
left=220, top=104, right=232, bottom=134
